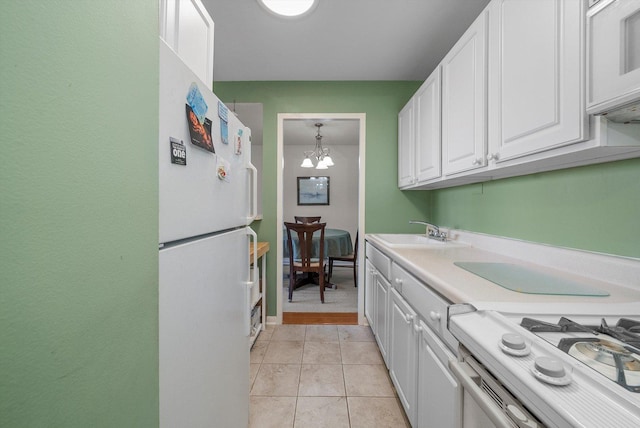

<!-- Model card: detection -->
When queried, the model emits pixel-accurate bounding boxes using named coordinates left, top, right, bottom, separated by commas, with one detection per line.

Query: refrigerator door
left=159, top=39, right=256, bottom=244
left=159, top=227, right=251, bottom=428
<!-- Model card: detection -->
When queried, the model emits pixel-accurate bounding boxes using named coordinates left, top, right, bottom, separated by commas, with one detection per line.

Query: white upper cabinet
left=441, top=9, right=488, bottom=176
left=587, top=0, right=640, bottom=115
left=160, top=0, right=215, bottom=88
left=398, top=68, right=442, bottom=189
left=398, top=99, right=416, bottom=187
left=415, top=68, right=442, bottom=183
left=397, top=0, right=640, bottom=190
left=487, top=0, right=586, bottom=163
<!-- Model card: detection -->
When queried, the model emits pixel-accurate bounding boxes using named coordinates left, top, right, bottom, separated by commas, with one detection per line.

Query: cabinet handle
left=472, top=158, right=483, bottom=166
left=404, top=313, right=415, bottom=323
left=413, top=323, right=423, bottom=334
left=393, top=278, right=402, bottom=290
left=487, top=153, right=500, bottom=161
left=429, top=311, right=441, bottom=321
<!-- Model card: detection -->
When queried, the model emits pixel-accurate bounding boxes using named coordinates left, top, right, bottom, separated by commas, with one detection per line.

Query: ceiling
left=283, top=119, right=360, bottom=147
left=203, top=0, right=491, bottom=82
left=208, top=0, right=491, bottom=147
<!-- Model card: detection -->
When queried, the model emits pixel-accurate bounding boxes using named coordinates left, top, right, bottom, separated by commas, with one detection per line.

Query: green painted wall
left=215, top=81, right=640, bottom=315
left=1, top=2, right=159, bottom=426
left=214, top=81, right=428, bottom=315
left=431, top=158, right=640, bottom=258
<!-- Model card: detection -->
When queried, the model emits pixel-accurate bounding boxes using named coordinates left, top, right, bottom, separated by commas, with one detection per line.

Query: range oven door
left=449, top=346, right=544, bottom=428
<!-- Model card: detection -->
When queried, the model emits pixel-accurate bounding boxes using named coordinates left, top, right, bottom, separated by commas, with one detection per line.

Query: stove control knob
left=531, top=356, right=572, bottom=385
left=502, top=333, right=526, bottom=350
left=499, top=333, right=530, bottom=356
left=535, top=357, right=565, bottom=378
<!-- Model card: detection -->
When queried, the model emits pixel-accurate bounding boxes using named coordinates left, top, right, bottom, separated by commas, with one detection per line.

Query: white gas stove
left=449, top=302, right=640, bottom=428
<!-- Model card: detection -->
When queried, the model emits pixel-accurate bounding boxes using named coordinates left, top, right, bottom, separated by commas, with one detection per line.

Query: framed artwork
left=297, top=176, right=330, bottom=206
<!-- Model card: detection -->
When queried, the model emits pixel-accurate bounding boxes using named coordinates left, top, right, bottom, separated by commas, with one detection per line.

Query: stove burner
left=559, top=338, right=640, bottom=393
left=520, top=317, right=640, bottom=393
left=520, top=317, right=640, bottom=348
left=573, top=341, right=640, bottom=371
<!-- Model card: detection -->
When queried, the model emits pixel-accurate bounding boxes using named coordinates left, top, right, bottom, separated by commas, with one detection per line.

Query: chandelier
left=301, top=123, right=334, bottom=169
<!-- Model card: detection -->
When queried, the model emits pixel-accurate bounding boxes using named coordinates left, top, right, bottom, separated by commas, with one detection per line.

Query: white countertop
left=366, top=231, right=640, bottom=312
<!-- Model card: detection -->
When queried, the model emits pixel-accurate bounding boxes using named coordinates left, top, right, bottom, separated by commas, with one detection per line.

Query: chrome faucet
left=409, top=220, right=448, bottom=242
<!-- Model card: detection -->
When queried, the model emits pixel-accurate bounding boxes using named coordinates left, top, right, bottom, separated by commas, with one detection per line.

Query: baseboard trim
left=283, top=312, right=358, bottom=325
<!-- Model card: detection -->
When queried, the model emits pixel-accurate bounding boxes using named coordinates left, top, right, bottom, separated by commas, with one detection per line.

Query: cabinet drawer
left=391, top=263, right=458, bottom=353
left=366, top=242, right=391, bottom=281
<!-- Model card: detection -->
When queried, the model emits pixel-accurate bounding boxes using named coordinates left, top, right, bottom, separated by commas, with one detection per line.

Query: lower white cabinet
left=389, top=287, right=419, bottom=426
left=417, top=320, right=461, bottom=428
left=373, top=270, right=391, bottom=365
left=366, top=239, right=462, bottom=428
left=364, top=259, right=376, bottom=331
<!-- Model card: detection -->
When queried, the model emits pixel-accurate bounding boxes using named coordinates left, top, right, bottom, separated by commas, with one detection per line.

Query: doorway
left=276, top=113, right=366, bottom=325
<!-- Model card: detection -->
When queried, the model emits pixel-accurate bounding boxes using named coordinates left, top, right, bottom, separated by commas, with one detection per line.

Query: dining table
left=283, top=228, right=353, bottom=260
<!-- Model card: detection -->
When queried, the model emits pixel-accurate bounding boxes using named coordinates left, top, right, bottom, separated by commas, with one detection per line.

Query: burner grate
left=521, top=316, right=640, bottom=393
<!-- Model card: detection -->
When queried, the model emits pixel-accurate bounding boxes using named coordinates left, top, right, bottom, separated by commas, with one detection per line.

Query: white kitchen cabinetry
left=441, top=8, right=488, bottom=176
left=417, top=321, right=461, bottom=428
left=587, top=0, right=640, bottom=115
left=373, top=269, right=391, bottom=365
left=389, top=287, right=419, bottom=426
left=380, top=251, right=461, bottom=428
left=487, top=0, right=586, bottom=163
left=160, top=0, right=215, bottom=88
left=399, top=0, right=640, bottom=190
left=398, top=99, right=416, bottom=187
left=365, top=243, right=392, bottom=365
left=364, top=259, right=376, bottom=331
left=399, top=68, right=442, bottom=189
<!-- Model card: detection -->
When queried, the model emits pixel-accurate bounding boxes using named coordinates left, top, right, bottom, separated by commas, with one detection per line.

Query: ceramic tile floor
left=249, top=324, right=410, bottom=428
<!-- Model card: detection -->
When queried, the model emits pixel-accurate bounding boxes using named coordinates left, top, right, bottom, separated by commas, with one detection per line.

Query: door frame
left=275, top=113, right=366, bottom=325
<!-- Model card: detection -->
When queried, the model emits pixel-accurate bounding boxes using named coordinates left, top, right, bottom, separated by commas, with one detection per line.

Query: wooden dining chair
left=284, top=221, right=327, bottom=303
left=328, top=231, right=358, bottom=287
left=294, top=216, right=321, bottom=224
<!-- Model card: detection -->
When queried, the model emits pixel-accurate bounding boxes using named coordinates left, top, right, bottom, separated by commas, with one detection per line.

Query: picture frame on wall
left=297, top=176, right=330, bottom=206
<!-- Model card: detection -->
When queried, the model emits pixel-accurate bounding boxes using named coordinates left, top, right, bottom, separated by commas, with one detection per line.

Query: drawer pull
left=429, top=311, right=441, bottom=321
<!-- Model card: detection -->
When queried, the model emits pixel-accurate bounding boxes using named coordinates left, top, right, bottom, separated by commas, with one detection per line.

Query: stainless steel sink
left=373, top=234, right=468, bottom=249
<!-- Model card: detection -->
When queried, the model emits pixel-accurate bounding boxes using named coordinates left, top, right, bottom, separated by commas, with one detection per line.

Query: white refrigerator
left=158, top=39, right=257, bottom=428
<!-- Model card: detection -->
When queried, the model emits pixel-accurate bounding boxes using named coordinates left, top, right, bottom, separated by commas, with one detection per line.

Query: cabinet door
left=364, top=259, right=376, bottom=330
left=417, top=321, right=461, bottom=428
left=160, top=0, right=215, bottom=88
left=389, top=288, right=418, bottom=426
left=398, top=99, right=416, bottom=187
left=488, top=0, right=585, bottom=163
left=373, top=272, right=390, bottom=364
left=441, top=9, right=488, bottom=175
left=415, top=68, right=442, bottom=183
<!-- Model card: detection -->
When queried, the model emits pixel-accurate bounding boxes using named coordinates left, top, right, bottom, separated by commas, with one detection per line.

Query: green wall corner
left=1, top=2, right=159, bottom=426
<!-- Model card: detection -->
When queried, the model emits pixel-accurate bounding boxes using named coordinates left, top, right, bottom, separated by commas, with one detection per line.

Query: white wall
left=283, top=144, right=359, bottom=241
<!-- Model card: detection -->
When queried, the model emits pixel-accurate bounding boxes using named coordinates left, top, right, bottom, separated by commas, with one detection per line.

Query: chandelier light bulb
left=301, top=122, right=334, bottom=169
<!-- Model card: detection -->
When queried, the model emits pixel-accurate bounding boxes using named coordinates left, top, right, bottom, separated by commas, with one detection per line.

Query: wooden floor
left=283, top=312, right=358, bottom=325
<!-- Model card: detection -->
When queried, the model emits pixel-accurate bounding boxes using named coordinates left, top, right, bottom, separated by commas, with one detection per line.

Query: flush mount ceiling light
left=257, top=0, right=318, bottom=18
left=301, top=123, right=334, bottom=170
